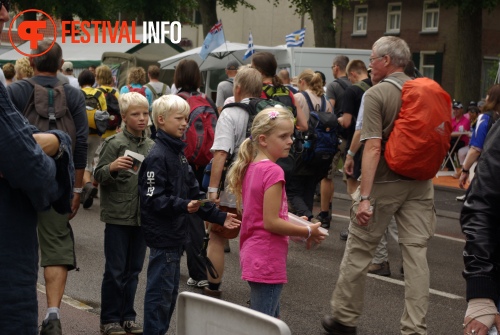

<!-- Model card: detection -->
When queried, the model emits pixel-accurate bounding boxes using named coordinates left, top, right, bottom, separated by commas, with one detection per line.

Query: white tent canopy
left=159, top=42, right=288, bottom=71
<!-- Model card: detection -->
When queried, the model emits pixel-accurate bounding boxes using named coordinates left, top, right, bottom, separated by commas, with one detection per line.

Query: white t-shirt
left=210, top=98, right=250, bottom=208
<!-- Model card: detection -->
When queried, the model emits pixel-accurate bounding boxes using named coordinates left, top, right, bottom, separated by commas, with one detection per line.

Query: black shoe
left=368, top=261, right=391, bottom=277
left=321, top=315, right=357, bottom=335
left=315, top=213, right=331, bottom=229
left=224, top=239, right=231, bottom=253
left=339, top=229, right=349, bottom=241
left=82, top=182, right=98, bottom=209
left=40, top=313, right=62, bottom=335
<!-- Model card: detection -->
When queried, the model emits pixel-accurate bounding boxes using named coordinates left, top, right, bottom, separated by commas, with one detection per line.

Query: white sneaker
left=456, top=194, right=466, bottom=202
left=187, top=278, right=209, bottom=287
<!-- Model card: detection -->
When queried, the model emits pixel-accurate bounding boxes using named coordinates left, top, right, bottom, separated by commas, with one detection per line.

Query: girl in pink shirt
left=227, top=107, right=326, bottom=317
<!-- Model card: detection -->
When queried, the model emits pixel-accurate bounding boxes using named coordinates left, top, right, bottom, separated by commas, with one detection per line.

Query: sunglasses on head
left=1, top=0, right=10, bottom=11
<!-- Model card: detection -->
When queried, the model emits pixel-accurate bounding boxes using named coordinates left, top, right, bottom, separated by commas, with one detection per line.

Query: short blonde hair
left=14, top=57, right=34, bottom=80
left=152, top=95, right=190, bottom=129
left=118, top=92, right=149, bottom=118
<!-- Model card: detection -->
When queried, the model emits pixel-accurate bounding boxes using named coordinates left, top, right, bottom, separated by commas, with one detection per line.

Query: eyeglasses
left=331, top=65, right=337, bottom=69
left=1, top=0, right=10, bottom=11
left=369, top=55, right=385, bottom=64
left=66, top=68, right=73, bottom=71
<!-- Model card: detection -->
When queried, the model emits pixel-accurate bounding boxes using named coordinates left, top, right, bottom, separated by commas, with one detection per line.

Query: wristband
left=73, top=187, right=83, bottom=194
left=207, top=187, right=219, bottom=193
left=462, top=169, right=469, bottom=174
left=306, top=225, right=312, bottom=240
left=347, top=149, right=356, bottom=157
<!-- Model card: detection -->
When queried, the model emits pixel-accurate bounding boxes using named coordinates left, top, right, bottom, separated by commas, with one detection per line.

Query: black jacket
left=138, top=129, right=226, bottom=248
left=460, top=121, right=500, bottom=302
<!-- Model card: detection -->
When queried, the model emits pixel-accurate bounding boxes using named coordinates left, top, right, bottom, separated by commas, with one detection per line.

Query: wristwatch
left=360, top=195, right=371, bottom=201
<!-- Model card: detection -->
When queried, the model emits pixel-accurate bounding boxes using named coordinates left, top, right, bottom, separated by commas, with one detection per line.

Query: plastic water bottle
left=489, top=326, right=498, bottom=335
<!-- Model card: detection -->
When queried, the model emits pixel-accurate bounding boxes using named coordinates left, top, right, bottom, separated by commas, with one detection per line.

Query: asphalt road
left=37, top=178, right=467, bottom=334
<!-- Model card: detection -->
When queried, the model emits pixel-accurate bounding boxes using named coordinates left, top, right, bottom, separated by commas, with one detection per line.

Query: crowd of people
left=1, top=2, right=499, bottom=332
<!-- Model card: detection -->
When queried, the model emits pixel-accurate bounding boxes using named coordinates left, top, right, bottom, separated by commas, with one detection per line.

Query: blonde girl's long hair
left=226, top=106, right=294, bottom=212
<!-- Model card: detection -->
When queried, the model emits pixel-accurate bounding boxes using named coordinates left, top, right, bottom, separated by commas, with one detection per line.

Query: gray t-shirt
left=211, top=98, right=250, bottom=207
left=215, top=78, right=234, bottom=108
left=326, top=76, right=351, bottom=115
left=146, top=81, right=171, bottom=98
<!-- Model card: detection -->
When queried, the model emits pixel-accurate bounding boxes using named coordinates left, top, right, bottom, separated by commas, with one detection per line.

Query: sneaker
left=82, top=182, right=98, bottom=209
left=122, top=320, right=143, bottom=334
left=187, top=278, right=209, bottom=288
left=224, top=239, right=231, bottom=253
left=456, top=194, right=466, bottom=202
left=40, top=313, right=62, bottom=335
left=315, top=213, right=331, bottom=229
left=339, top=229, right=349, bottom=241
left=100, top=323, right=126, bottom=335
left=368, top=261, right=391, bottom=277
left=203, top=287, right=222, bottom=298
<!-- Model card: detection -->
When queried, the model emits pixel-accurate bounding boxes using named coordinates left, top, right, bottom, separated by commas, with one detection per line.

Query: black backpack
left=22, top=78, right=76, bottom=151
left=299, top=92, right=339, bottom=164
left=97, top=87, right=121, bottom=130
left=223, top=98, right=288, bottom=138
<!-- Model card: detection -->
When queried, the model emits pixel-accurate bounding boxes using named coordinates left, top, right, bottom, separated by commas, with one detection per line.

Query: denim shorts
left=248, top=281, right=283, bottom=318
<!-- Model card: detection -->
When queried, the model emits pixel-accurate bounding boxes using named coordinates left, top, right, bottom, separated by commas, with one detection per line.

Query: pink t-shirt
left=452, top=115, right=471, bottom=145
left=240, top=160, right=289, bottom=284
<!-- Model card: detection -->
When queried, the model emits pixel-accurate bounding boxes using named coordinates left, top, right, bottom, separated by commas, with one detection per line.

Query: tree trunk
left=454, top=6, right=482, bottom=106
left=310, top=0, right=335, bottom=47
left=198, top=0, right=218, bottom=37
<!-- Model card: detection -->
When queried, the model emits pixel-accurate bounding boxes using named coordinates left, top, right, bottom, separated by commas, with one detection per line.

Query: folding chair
left=176, top=292, right=291, bottom=335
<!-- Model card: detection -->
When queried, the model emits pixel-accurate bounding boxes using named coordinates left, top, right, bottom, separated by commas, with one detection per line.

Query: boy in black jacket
left=138, top=95, right=240, bottom=335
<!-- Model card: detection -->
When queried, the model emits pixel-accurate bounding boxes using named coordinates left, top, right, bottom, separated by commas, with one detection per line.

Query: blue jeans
left=143, top=246, right=182, bottom=335
left=248, top=281, right=283, bottom=317
left=0, top=183, right=39, bottom=335
left=100, top=224, right=146, bottom=324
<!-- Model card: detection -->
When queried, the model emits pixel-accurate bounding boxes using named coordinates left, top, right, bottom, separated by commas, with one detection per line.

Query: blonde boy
left=139, top=95, right=240, bottom=334
left=94, top=92, right=154, bottom=335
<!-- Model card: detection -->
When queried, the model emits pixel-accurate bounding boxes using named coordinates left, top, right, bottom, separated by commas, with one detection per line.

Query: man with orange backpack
left=323, top=36, right=451, bottom=335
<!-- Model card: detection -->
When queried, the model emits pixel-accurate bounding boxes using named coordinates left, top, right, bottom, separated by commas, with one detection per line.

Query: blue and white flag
left=285, top=28, right=306, bottom=47
left=199, top=20, right=225, bottom=60
left=243, top=31, right=255, bottom=60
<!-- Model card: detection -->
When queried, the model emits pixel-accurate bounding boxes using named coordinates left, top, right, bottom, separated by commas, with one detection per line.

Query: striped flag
left=285, top=28, right=306, bottom=47
left=200, top=20, right=225, bottom=60
left=243, top=31, right=255, bottom=60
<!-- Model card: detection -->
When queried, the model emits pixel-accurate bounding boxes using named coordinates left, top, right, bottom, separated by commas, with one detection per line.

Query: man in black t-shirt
left=338, top=60, right=372, bottom=194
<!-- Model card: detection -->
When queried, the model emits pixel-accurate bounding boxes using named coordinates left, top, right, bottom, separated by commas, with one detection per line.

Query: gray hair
left=372, top=36, right=410, bottom=68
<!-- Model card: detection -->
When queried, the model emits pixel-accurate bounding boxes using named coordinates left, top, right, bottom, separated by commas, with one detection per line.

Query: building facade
left=335, top=0, right=500, bottom=98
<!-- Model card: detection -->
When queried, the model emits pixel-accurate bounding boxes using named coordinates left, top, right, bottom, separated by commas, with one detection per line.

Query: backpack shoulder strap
left=382, top=78, right=404, bottom=91
left=300, top=91, right=315, bottom=112
left=145, top=83, right=157, bottom=98
left=161, top=84, right=168, bottom=95
left=320, top=95, right=327, bottom=113
left=334, top=78, right=349, bottom=90
left=177, top=91, right=190, bottom=100
left=222, top=102, right=250, bottom=113
left=354, top=81, right=371, bottom=92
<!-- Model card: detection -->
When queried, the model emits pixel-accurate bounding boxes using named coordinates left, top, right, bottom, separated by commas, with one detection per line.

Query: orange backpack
left=383, top=77, right=452, bottom=180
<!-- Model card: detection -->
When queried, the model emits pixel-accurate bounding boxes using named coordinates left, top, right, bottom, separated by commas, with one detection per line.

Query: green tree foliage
left=285, top=0, right=350, bottom=47
left=197, top=0, right=255, bottom=37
